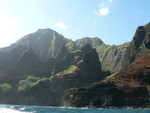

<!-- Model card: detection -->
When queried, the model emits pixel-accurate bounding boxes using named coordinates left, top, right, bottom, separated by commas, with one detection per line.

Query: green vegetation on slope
left=55, top=65, right=78, bottom=77
left=18, top=76, right=40, bottom=92
left=96, top=43, right=130, bottom=73
left=0, top=83, right=12, bottom=92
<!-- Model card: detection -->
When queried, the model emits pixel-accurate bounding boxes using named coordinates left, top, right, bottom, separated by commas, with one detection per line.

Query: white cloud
left=56, top=22, right=67, bottom=30
left=99, top=8, right=109, bottom=16
left=93, top=7, right=109, bottom=16
left=93, top=0, right=113, bottom=16
left=0, top=11, right=19, bottom=47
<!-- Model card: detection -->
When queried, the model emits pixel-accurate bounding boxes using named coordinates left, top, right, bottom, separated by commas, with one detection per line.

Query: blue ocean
left=0, top=104, right=150, bottom=113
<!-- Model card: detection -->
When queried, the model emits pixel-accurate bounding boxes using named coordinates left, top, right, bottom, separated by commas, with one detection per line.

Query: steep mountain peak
left=18, top=28, right=61, bottom=42
left=132, top=25, right=146, bottom=49
left=80, top=43, right=92, bottom=53
left=35, top=28, right=65, bottom=40
left=65, top=39, right=77, bottom=51
left=127, top=22, right=150, bottom=65
left=131, top=22, right=150, bottom=50
left=75, top=37, right=103, bottom=48
left=37, top=28, right=55, bottom=33
left=83, top=48, right=99, bottom=65
left=14, top=28, right=68, bottom=59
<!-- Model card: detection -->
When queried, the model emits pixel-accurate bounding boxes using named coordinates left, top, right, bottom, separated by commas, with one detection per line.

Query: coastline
left=1, top=104, right=150, bottom=110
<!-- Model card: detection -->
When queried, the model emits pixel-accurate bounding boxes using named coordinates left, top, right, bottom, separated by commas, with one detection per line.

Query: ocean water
left=0, top=104, right=150, bottom=113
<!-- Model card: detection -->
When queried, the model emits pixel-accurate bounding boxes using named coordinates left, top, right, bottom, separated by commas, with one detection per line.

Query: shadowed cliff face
left=0, top=45, right=41, bottom=83
left=127, top=22, right=150, bottom=64
left=64, top=54, right=150, bottom=108
left=0, top=45, right=28, bottom=70
left=144, top=23, right=150, bottom=49
left=133, top=26, right=146, bottom=49
left=50, top=44, right=104, bottom=90
left=133, top=22, right=150, bottom=50
left=14, top=44, right=103, bottom=106
left=0, top=45, right=42, bottom=104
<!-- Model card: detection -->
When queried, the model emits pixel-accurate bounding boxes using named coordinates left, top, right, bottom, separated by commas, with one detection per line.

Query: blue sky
left=0, top=0, right=150, bottom=47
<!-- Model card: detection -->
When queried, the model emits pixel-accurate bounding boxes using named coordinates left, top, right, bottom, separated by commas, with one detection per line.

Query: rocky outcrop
left=127, top=22, right=150, bottom=64
left=96, top=22, right=150, bottom=74
left=17, top=48, right=42, bottom=72
left=0, top=45, right=28, bottom=70
left=0, top=46, right=42, bottom=86
left=64, top=54, right=150, bottom=108
left=74, top=37, right=130, bottom=74
left=96, top=42, right=130, bottom=74
left=50, top=44, right=104, bottom=90
left=15, top=44, right=104, bottom=106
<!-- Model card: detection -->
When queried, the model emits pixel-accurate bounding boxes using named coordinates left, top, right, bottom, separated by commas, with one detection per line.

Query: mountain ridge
left=0, top=27, right=131, bottom=73
left=1, top=23, right=150, bottom=75
left=0, top=22, right=150, bottom=107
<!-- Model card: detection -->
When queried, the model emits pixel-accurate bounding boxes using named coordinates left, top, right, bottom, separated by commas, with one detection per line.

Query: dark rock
left=127, top=22, right=150, bottom=65
left=65, top=54, right=150, bottom=108
left=133, top=26, right=146, bottom=49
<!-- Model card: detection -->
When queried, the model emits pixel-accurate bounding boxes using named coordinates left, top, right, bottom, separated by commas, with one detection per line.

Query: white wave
left=19, top=107, right=26, bottom=111
left=80, top=107, right=88, bottom=109
left=57, top=106, right=89, bottom=109
left=10, top=105, right=14, bottom=109
left=0, top=108, right=33, bottom=113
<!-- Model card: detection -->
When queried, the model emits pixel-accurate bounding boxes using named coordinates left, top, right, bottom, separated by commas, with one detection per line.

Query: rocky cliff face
left=96, top=42, right=130, bottom=73
left=97, top=22, right=150, bottom=74
left=127, top=22, right=150, bottom=64
left=0, top=45, right=42, bottom=104
left=0, top=45, right=42, bottom=85
left=15, top=44, right=104, bottom=106
left=51, top=44, right=103, bottom=90
left=65, top=54, right=150, bottom=108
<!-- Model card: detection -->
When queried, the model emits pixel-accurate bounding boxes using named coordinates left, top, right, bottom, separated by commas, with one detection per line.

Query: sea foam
left=0, top=108, right=33, bottom=113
